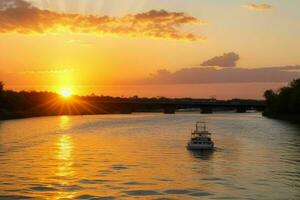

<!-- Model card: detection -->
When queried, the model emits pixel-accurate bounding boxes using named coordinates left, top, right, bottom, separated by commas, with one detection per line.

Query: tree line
left=264, top=79, right=300, bottom=117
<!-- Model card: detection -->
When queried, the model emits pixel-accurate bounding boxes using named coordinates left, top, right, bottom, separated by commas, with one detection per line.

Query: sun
left=60, top=88, right=72, bottom=98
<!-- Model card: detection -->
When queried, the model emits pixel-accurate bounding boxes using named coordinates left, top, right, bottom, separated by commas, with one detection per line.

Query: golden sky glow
left=1, top=0, right=300, bottom=99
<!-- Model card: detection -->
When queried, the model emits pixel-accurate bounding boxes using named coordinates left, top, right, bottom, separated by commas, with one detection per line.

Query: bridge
left=86, top=99, right=266, bottom=114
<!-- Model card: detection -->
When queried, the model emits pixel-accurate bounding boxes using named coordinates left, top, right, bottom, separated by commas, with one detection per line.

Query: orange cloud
left=0, top=0, right=206, bottom=41
left=242, top=3, right=273, bottom=11
left=139, top=66, right=300, bottom=84
left=201, top=52, right=240, bottom=67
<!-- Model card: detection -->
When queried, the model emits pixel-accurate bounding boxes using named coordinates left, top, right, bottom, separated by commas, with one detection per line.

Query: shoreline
left=0, top=111, right=113, bottom=121
left=0, top=110, right=262, bottom=121
left=263, top=113, right=300, bottom=123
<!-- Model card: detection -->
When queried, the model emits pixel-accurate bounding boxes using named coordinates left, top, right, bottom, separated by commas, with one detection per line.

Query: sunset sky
left=1, top=0, right=300, bottom=99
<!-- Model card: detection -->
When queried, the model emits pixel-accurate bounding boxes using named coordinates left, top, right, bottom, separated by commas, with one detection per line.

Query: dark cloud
left=0, top=0, right=205, bottom=41
left=201, top=52, right=240, bottom=67
left=140, top=66, right=300, bottom=84
left=242, top=3, right=273, bottom=11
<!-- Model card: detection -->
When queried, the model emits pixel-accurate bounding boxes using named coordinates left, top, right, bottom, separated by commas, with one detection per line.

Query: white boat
left=187, top=121, right=214, bottom=150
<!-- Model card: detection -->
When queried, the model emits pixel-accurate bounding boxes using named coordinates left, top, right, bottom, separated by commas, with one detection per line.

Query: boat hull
left=187, top=143, right=214, bottom=150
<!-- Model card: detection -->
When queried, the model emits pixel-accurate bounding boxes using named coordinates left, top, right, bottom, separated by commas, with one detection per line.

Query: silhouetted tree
left=264, top=79, right=300, bottom=116
left=288, top=79, right=300, bottom=114
left=0, top=82, right=3, bottom=92
left=264, top=89, right=277, bottom=114
left=0, top=81, right=3, bottom=103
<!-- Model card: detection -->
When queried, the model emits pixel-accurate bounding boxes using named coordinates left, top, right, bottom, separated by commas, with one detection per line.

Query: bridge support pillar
left=119, top=107, right=133, bottom=114
left=255, top=107, right=265, bottom=112
left=164, top=106, right=176, bottom=114
left=236, top=107, right=247, bottom=113
left=201, top=107, right=213, bottom=114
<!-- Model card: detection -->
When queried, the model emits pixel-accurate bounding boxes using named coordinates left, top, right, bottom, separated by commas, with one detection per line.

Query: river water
left=0, top=113, right=299, bottom=200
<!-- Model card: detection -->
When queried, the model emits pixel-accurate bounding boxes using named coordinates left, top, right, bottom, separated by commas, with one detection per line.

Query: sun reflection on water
left=55, top=116, right=76, bottom=199
left=56, top=134, right=74, bottom=176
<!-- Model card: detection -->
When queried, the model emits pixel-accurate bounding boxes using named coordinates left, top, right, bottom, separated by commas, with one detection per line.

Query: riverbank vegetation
left=263, top=79, right=300, bottom=122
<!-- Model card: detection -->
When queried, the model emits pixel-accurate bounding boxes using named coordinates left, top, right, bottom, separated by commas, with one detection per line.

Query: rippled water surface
left=0, top=113, right=300, bottom=200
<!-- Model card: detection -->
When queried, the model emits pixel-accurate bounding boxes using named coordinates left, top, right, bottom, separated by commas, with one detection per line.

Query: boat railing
left=191, top=131, right=211, bottom=137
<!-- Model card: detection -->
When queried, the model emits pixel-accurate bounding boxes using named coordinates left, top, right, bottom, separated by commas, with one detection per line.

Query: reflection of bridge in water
left=88, top=100, right=266, bottom=114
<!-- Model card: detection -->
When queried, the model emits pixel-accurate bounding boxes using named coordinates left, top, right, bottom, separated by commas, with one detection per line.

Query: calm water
left=0, top=113, right=300, bottom=200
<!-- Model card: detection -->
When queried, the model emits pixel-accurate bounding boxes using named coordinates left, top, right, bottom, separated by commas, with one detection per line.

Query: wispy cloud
left=138, top=66, right=300, bottom=84
left=0, top=0, right=206, bottom=41
left=201, top=52, right=240, bottom=67
left=65, top=39, right=92, bottom=46
left=21, top=68, right=74, bottom=74
left=242, top=3, right=273, bottom=11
